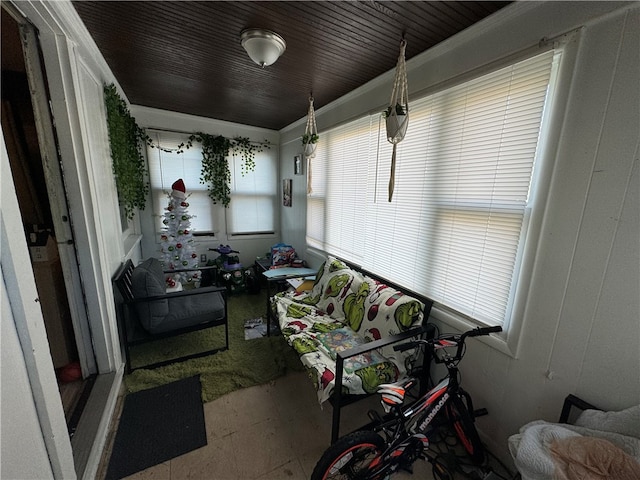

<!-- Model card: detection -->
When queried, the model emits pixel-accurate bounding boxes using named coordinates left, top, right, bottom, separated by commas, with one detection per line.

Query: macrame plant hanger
left=385, top=38, right=409, bottom=202
left=303, top=95, right=318, bottom=194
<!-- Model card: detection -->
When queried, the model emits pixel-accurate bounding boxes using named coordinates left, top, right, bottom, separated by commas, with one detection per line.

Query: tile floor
left=98, top=370, right=442, bottom=480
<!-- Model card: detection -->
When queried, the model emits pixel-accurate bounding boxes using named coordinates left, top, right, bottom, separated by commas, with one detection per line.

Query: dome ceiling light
left=240, top=28, right=286, bottom=68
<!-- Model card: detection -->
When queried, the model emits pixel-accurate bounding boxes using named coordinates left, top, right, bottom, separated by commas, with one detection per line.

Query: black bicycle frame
left=364, top=363, right=463, bottom=478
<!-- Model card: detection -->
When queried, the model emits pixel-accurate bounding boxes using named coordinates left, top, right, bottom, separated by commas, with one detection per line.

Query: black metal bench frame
left=321, top=260, right=438, bottom=443
left=559, top=393, right=600, bottom=424
left=331, top=321, right=436, bottom=443
left=268, top=256, right=436, bottom=443
left=112, top=259, right=229, bottom=373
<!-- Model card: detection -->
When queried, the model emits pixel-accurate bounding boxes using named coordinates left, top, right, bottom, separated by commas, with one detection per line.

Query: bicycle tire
left=446, top=394, right=485, bottom=464
left=311, top=430, right=386, bottom=480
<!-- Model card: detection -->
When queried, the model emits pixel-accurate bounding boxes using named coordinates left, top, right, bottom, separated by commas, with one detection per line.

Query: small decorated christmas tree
left=159, top=179, right=199, bottom=288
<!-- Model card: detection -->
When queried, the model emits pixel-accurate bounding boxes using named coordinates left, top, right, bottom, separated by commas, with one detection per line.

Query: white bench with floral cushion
left=271, top=256, right=434, bottom=443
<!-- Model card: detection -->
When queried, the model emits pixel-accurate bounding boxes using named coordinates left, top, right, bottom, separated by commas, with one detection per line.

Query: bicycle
left=311, top=325, right=503, bottom=480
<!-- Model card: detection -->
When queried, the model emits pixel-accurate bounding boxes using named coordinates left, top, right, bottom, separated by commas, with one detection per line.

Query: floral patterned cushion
left=344, top=277, right=424, bottom=363
left=309, top=256, right=364, bottom=321
left=274, top=293, right=400, bottom=404
left=272, top=257, right=426, bottom=404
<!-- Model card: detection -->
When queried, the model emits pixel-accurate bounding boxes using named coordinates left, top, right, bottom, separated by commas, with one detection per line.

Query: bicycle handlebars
left=393, top=325, right=502, bottom=354
left=463, top=325, right=502, bottom=338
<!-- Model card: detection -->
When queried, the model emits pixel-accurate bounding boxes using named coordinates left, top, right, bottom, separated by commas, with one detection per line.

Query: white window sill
left=429, top=305, right=517, bottom=359
left=122, top=234, right=142, bottom=261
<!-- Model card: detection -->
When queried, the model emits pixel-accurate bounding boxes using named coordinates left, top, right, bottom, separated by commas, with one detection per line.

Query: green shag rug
left=124, top=290, right=305, bottom=403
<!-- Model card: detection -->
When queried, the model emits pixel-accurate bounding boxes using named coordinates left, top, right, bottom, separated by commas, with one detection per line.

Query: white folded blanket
left=508, top=404, right=640, bottom=480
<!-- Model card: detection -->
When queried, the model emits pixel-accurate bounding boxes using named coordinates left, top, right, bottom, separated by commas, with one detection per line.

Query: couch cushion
left=353, top=277, right=424, bottom=337
left=310, top=256, right=364, bottom=320
left=131, top=258, right=169, bottom=332
left=159, top=290, right=225, bottom=334
left=352, top=277, right=425, bottom=370
left=274, top=294, right=401, bottom=403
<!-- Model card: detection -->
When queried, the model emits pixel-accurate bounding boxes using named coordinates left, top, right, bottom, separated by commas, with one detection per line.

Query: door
left=1, top=7, right=97, bottom=377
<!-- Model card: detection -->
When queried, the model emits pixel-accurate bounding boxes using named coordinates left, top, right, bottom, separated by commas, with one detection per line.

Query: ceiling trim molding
left=14, top=0, right=128, bottom=103
left=131, top=105, right=280, bottom=142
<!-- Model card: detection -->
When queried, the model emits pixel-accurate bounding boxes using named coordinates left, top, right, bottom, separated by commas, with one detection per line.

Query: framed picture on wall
left=283, top=178, right=292, bottom=207
left=294, top=155, right=303, bottom=175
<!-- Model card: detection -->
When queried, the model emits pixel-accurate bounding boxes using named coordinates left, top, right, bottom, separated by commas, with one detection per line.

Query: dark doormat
left=105, top=375, right=207, bottom=479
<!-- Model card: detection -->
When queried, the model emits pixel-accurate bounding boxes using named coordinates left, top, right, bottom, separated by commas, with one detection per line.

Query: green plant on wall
left=178, top=134, right=269, bottom=207
left=103, top=83, right=150, bottom=220
left=180, top=133, right=232, bottom=206
left=233, top=136, right=264, bottom=176
left=105, top=82, right=271, bottom=210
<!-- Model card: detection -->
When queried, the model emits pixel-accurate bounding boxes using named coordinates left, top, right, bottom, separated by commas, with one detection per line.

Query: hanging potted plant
left=302, top=95, right=319, bottom=159
left=383, top=101, right=408, bottom=144
left=302, top=132, right=319, bottom=157
left=384, top=39, right=409, bottom=202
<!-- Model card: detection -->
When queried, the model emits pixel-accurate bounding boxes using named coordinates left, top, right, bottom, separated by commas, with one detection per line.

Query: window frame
left=226, top=149, right=278, bottom=236
left=306, top=41, right=576, bottom=357
left=146, top=129, right=278, bottom=241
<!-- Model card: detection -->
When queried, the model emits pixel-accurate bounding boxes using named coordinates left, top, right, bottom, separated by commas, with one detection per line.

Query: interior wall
left=279, top=140, right=308, bottom=259
left=131, top=105, right=282, bottom=267
left=451, top=6, right=640, bottom=456
left=278, top=0, right=640, bottom=464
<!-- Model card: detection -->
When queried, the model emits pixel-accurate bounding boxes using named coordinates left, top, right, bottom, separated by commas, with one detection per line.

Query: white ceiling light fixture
left=240, top=28, right=286, bottom=68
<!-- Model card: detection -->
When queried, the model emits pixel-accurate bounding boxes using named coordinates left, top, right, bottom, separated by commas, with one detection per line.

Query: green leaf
left=104, top=83, right=150, bottom=219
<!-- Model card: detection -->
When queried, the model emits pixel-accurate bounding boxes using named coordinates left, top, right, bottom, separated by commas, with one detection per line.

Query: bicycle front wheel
left=446, top=394, right=485, bottom=464
left=311, top=430, right=386, bottom=480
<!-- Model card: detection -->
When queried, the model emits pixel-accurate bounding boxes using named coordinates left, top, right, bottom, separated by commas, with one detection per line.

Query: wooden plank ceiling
left=72, top=1, right=511, bottom=131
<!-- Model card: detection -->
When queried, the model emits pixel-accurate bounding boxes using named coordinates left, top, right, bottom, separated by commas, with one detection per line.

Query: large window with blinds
left=147, top=130, right=277, bottom=235
left=307, top=50, right=561, bottom=328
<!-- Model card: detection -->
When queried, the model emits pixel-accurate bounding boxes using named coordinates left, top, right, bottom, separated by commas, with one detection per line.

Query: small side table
left=254, top=257, right=271, bottom=279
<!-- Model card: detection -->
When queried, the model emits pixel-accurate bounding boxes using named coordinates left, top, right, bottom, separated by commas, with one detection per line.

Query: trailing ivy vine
left=104, top=83, right=150, bottom=220
left=233, top=136, right=259, bottom=175
left=104, top=82, right=270, bottom=210
left=179, top=133, right=232, bottom=206
left=177, top=134, right=270, bottom=207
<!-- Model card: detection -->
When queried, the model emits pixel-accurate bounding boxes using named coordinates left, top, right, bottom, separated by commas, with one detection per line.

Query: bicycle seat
left=377, top=378, right=415, bottom=407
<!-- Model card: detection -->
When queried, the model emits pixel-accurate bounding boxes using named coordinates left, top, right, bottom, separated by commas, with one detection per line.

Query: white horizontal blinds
left=306, top=141, right=327, bottom=250
left=147, top=131, right=215, bottom=232
left=323, top=117, right=373, bottom=263
left=364, top=103, right=435, bottom=291
left=227, top=150, right=276, bottom=234
left=365, top=50, right=556, bottom=325
left=306, top=117, right=371, bottom=263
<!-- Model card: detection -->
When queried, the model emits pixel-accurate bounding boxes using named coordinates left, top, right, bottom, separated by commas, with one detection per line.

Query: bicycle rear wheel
left=311, top=430, right=386, bottom=480
left=446, top=394, right=485, bottom=464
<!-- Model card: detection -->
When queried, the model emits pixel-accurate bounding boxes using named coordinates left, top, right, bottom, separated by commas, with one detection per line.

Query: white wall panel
left=547, top=8, right=640, bottom=410
left=75, top=57, right=122, bottom=273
